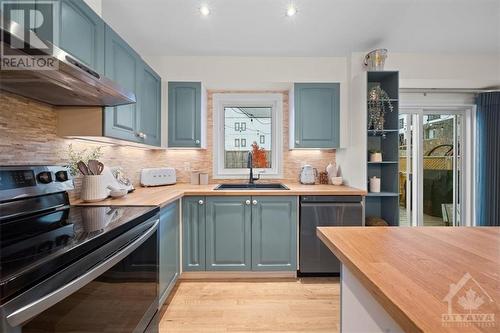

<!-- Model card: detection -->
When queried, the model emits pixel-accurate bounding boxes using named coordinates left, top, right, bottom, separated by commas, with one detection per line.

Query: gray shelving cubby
left=366, top=71, right=400, bottom=226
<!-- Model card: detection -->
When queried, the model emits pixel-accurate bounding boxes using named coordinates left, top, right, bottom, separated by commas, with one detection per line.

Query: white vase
left=80, top=175, right=109, bottom=202
left=369, top=177, right=381, bottom=193
left=370, top=153, right=382, bottom=162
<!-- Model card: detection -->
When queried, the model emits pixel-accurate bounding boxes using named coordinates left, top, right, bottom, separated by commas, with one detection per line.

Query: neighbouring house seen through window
left=224, top=107, right=272, bottom=169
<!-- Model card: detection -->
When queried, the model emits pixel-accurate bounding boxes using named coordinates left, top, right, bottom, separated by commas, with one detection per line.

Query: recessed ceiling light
left=200, top=5, right=211, bottom=16
left=286, top=5, right=297, bottom=17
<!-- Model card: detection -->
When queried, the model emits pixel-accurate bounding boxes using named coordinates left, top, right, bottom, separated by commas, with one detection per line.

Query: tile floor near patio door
left=160, top=278, right=340, bottom=333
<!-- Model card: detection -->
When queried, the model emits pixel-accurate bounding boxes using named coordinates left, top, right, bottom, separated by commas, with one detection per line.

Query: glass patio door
left=399, top=109, right=466, bottom=226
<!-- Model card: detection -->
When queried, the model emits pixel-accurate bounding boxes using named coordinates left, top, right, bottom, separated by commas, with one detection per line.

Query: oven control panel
left=0, top=166, right=74, bottom=201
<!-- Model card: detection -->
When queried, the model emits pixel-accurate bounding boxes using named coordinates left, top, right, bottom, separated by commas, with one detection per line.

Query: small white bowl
left=109, top=188, right=128, bottom=198
left=330, top=176, right=343, bottom=186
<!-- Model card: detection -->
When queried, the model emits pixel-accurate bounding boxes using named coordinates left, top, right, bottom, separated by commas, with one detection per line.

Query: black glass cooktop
left=0, top=205, right=159, bottom=304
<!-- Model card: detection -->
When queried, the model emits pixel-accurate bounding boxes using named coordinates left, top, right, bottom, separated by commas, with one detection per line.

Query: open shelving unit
left=365, top=71, right=399, bottom=226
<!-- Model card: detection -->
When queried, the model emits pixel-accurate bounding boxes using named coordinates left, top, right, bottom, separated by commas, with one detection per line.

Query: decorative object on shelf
left=369, top=176, right=381, bottom=193
left=364, top=49, right=388, bottom=71
left=365, top=216, right=389, bottom=226
left=369, top=149, right=383, bottom=162
left=330, top=176, right=343, bottom=186
left=299, top=165, right=317, bottom=185
left=368, top=86, right=394, bottom=135
left=66, top=144, right=103, bottom=176
left=319, top=171, right=329, bottom=184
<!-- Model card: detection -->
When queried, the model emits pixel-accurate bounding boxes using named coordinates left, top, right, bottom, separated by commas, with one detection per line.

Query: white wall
left=144, top=56, right=348, bottom=90
left=83, top=0, right=102, bottom=17
left=147, top=53, right=499, bottom=169
left=351, top=52, right=500, bottom=89
left=336, top=52, right=500, bottom=190
left=146, top=56, right=351, bottom=147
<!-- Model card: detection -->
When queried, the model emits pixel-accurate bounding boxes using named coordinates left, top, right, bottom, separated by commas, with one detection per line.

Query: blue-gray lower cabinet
left=182, top=196, right=206, bottom=271
left=159, top=200, right=179, bottom=305
left=294, top=83, right=340, bottom=148
left=168, top=82, right=202, bottom=148
left=251, top=196, right=297, bottom=271
left=205, top=197, right=252, bottom=271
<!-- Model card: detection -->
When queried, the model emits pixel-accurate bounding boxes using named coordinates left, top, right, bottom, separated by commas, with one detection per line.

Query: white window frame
left=213, top=93, right=283, bottom=179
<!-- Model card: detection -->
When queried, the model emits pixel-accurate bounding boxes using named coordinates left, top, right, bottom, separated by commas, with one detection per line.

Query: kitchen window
left=213, top=93, right=283, bottom=179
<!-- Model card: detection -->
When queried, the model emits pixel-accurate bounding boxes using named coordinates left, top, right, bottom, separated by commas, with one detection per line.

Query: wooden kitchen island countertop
left=317, top=227, right=500, bottom=333
left=72, top=182, right=366, bottom=207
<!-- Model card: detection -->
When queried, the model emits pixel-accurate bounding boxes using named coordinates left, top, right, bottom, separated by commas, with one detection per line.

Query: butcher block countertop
left=72, top=183, right=366, bottom=207
left=317, top=227, right=500, bottom=333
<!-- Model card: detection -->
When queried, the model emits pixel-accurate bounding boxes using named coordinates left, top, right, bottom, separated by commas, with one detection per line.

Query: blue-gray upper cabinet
left=104, top=24, right=141, bottom=143
left=251, top=196, right=297, bottom=271
left=168, top=82, right=202, bottom=148
left=205, top=197, right=252, bottom=271
left=293, top=83, right=340, bottom=148
left=59, top=0, right=105, bottom=73
left=159, top=200, right=179, bottom=306
left=182, top=196, right=206, bottom=271
left=138, top=62, right=162, bottom=146
left=33, top=0, right=105, bottom=74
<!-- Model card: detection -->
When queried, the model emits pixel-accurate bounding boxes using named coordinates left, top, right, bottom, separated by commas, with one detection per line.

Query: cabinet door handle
left=295, top=140, right=300, bottom=144
left=245, top=200, right=251, bottom=205
left=252, top=200, right=258, bottom=205
left=136, top=132, right=147, bottom=139
left=198, top=200, right=204, bottom=205
left=195, top=139, right=200, bottom=144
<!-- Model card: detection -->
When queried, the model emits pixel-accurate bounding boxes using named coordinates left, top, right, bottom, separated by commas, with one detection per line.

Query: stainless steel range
left=0, top=165, right=160, bottom=333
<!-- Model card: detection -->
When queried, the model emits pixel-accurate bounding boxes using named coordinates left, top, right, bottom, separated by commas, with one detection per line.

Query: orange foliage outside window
left=251, top=142, right=268, bottom=168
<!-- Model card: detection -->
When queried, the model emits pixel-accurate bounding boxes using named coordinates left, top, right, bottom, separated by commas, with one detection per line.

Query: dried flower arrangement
left=367, top=86, right=394, bottom=133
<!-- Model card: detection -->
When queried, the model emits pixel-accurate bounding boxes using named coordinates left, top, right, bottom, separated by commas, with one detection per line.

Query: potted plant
left=367, top=86, right=394, bottom=133
left=369, top=149, right=383, bottom=162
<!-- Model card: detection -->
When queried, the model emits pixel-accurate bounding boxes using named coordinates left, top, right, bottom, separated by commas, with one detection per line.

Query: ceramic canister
left=80, top=175, right=109, bottom=202
left=369, top=176, right=381, bottom=193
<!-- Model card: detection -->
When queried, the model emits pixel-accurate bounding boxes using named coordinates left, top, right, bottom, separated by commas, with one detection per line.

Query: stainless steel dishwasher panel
left=299, top=196, right=363, bottom=274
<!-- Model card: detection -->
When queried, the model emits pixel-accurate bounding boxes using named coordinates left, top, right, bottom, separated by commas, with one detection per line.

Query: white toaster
left=140, top=168, right=176, bottom=187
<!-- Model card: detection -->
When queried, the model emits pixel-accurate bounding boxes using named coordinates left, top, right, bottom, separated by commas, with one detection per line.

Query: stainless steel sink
left=215, top=183, right=289, bottom=190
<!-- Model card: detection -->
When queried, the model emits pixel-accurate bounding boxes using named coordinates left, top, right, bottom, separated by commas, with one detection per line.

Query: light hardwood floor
left=160, top=278, right=339, bottom=333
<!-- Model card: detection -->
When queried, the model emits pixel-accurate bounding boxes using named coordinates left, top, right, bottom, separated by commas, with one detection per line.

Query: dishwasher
left=299, top=196, right=363, bottom=275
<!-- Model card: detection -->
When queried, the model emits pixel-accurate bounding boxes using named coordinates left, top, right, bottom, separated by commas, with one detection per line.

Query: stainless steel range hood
left=0, top=14, right=135, bottom=107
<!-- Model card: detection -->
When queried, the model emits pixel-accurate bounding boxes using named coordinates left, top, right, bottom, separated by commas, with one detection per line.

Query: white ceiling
left=102, top=0, right=500, bottom=57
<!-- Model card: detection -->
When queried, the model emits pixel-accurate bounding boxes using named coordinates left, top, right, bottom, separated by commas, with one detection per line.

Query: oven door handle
left=6, top=219, right=159, bottom=328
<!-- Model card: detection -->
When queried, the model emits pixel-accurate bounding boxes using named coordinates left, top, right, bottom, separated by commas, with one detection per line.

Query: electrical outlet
left=183, top=162, right=191, bottom=171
